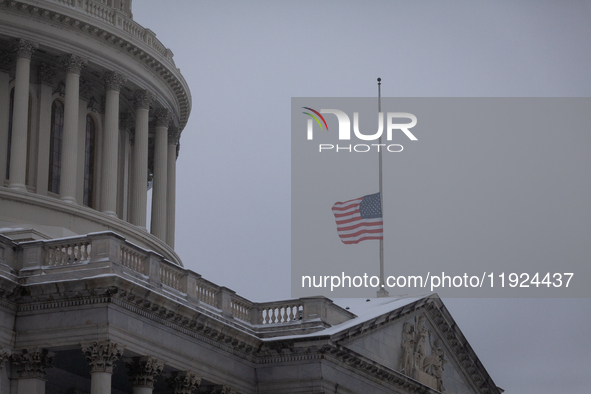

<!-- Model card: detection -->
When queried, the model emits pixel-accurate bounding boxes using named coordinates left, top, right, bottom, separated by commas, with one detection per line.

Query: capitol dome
left=0, top=0, right=190, bottom=266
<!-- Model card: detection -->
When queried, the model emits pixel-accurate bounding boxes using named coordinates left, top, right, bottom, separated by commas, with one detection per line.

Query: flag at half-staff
left=332, top=192, right=383, bottom=244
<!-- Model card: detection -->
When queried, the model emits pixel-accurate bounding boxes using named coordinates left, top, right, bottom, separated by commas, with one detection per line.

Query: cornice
left=11, top=276, right=262, bottom=364
left=0, top=0, right=191, bottom=132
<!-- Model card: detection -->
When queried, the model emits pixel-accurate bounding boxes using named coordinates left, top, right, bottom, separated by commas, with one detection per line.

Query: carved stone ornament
left=82, top=341, right=124, bottom=373
left=102, top=70, right=127, bottom=92
left=120, top=112, right=134, bottom=132
left=62, top=54, right=87, bottom=75
left=399, top=316, right=447, bottom=392
left=133, top=89, right=154, bottom=110
left=55, top=80, right=66, bottom=97
left=0, top=50, right=14, bottom=71
left=125, top=356, right=164, bottom=388
left=0, top=345, right=11, bottom=371
left=87, top=96, right=100, bottom=112
left=166, top=371, right=201, bottom=394
left=11, top=39, right=38, bottom=60
left=168, top=126, right=180, bottom=145
left=153, top=108, right=172, bottom=127
left=38, top=63, right=57, bottom=85
left=11, top=348, right=54, bottom=379
left=79, top=79, right=93, bottom=101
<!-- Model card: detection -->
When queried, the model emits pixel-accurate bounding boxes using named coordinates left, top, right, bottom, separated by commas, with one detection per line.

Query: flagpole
left=377, top=78, right=389, bottom=298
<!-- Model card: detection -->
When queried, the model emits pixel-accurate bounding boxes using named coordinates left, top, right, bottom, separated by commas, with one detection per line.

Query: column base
left=8, top=183, right=27, bottom=192
left=102, top=210, right=118, bottom=218
left=59, top=196, right=77, bottom=204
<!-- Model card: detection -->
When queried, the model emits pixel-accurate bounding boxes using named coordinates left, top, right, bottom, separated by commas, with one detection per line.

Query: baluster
left=54, top=247, right=60, bottom=265
left=74, top=243, right=80, bottom=262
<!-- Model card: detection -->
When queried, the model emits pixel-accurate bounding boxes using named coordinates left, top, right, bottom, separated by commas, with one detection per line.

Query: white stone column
left=35, top=63, right=56, bottom=196
left=59, top=54, right=86, bottom=203
left=119, top=114, right=133, bottom=221
left=129, top=90, right=153, bottom=228
left=11, top=348, right=53, bottom=394
left=100, top=71, right=127, bottom=216
left=165, top=371, right=201, bottom=394
left=125, top=356, right=164, bottom=394
left=0, top=53, right=10, bottom=186
left=8, top=39, right=37, bottom=191
left=150, top=109, right=171, bottom=241
left=82, top=341, right=124, bottom=394
left=166, top=129, right=179, bottom=248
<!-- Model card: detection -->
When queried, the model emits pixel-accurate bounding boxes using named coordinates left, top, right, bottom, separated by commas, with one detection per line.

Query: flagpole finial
left=377, top=77, right=381, bottom=84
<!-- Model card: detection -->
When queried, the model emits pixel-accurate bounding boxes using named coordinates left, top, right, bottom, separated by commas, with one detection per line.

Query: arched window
left=83, top=114, right=96, bottom=207
left=48, top=100, right=64, bottom=194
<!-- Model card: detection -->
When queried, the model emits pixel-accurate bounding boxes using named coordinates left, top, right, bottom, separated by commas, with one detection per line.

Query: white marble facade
left=0, top=1, right=503, bottom=393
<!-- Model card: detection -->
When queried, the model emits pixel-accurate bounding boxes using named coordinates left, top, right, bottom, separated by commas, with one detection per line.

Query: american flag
left=332, top=192, right=383, bottom=244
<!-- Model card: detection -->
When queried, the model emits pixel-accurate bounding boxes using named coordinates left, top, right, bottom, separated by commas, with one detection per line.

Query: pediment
left=332, top=296, right=501, bottom=394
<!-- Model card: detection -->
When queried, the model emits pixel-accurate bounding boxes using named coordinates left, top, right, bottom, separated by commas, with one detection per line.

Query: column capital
left=153, top=108, right=172, bottom=127
left=103, top=70, right=127, bottom=92
left=82, top=341, right=124, bottom=373
left=125, top=356, right=164, bottom=388
left=133, top=89, right=154, bottom=110
left=0, top=345, right=11, bottom=371
left=37, top=63, right=57, bottom=86
left=62, top=54, right=87, bottom=75
left=0, top=50, right=13, bottom=71
left=11, top=348, right=54, bottom=379
left=11, top=39, right=38, bottom=60
left=166, top=371, right=201, bottom=394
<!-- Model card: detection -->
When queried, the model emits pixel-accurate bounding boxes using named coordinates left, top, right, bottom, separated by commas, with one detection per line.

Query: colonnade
left=0, top=38, right=179, bottom=247
left=0, top=344, right=237, bottom=394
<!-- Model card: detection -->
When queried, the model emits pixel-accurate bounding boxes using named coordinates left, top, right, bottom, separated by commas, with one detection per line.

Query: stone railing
left=2, top=232, right=356, bottom=336
left=257, top=301, right=303, bottom=325
left=17, top=0, right=175, bottom=64
left=44, top=237, right=92, bottom=267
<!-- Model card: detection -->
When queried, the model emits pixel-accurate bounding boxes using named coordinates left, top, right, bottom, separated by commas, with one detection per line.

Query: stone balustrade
left=0, top=232, right=356, bottom=337
left=17, top=0, right=176, bottom=65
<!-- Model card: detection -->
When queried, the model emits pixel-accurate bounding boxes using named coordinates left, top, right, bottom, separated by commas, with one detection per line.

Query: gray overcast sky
left=134, top=1, right=591, bottom=393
